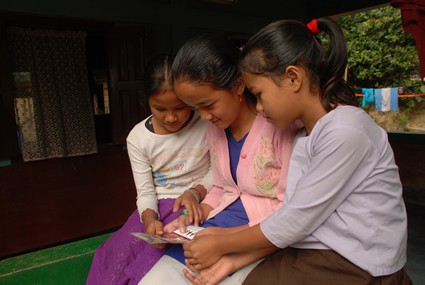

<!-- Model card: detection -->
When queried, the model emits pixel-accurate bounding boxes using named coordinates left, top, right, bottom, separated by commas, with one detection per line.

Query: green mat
left=0, top=233, right=111, bottom=285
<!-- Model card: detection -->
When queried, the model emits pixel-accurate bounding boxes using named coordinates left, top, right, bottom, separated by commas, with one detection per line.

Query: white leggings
left=138, top=255, right=262, bottom=285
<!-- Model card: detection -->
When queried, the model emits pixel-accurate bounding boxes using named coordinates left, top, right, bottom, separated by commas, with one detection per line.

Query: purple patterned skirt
left=86, top=198, right=180, bottom=285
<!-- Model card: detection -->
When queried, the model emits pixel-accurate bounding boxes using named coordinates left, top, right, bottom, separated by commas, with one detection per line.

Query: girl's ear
left=234, top=77, right=246, bottom=95
left=285, top=65, right=302, bottom=92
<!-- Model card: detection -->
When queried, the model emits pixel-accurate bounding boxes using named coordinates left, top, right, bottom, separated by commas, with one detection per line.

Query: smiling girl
left=86, top=54, right=212, bottom=285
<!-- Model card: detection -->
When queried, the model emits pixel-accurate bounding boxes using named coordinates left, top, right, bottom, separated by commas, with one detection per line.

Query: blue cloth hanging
left=374, top=88, right=399, bottom=111
left=361, top=88, right=374, bottom=107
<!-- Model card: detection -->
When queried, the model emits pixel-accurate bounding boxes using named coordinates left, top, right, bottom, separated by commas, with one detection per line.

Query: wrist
left=141, top=209, right=158, bottom=225
left=192, top=185, right=207, bottom=200
left=185, top=188, right=201, bottom=203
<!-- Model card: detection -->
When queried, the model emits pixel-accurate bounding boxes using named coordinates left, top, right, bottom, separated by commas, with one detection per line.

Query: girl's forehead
left=174, top=81, right=233, bottom=105
left=149, top=90, right=185, bottom=105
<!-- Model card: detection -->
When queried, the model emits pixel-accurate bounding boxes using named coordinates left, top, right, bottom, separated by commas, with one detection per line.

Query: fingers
left=187, top=205, right=195, bottom=225
left=178, top=215, right=189, bottom=233
left=173, top=197, right=183, bottom=212
left=184, top=250, right=203, bottom=270
left=187, top=204, right=201, bottom=226
left=145, top=222, right=156, bottom=236
left=192, top=206, right=203, bottom=226
left=155, top=221, right=164, bottom=235
left=151, top=242, right=167, bottom=249
left=184, top=259, right=197, bottom=273
left=183, top=269, right=203, bottom=285
left=185, top=202, right=204, bottom=226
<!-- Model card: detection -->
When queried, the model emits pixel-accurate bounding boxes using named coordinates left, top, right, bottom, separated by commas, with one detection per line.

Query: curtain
left=7, top=27, right=97, bottom=161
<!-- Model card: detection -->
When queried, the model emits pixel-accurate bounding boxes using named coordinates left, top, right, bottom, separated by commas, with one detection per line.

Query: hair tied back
left=307, top=19, right=320, bottom=35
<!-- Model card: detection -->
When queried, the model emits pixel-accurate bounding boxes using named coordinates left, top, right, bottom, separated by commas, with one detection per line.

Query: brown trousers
left=243, top=248, right=412, bottom=285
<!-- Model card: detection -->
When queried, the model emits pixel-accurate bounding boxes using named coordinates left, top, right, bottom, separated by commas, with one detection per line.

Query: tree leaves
left=337, top=6, right=420, bottom=90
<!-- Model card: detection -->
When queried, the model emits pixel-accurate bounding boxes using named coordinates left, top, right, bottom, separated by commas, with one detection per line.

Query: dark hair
left=240, top=18, right=357, bottom=111
left=171, top=33, right=257, bottom=106
left=171, top=33, right=240, bottom=90
left=144, top=54, right=173, bottom=98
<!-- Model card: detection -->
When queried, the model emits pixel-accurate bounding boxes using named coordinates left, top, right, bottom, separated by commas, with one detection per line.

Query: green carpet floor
left=0, top=233, right=111, bottom=285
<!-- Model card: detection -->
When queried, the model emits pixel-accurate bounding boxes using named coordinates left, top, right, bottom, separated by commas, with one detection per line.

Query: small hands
left=183, top=255, right=236, bottom=285
left=164, top=214, right=192, bottom=235
left=183, top=235, right=223, bottom=270
left=173, top=190, right=203, bottom=226
left=145, top=220, right=167, bottom=248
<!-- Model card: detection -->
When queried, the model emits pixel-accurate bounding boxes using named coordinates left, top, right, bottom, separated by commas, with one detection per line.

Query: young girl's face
left=149, top=90, right=192, bottom=134
left=243, top=72, right=298, bottom=129
left=173, top=81, right=241, bottom=130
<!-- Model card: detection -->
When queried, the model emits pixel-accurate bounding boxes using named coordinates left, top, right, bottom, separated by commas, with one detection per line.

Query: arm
left=127, top=136, right=159, bottom=219
left=185, top=128, right=377, bottom=269
left=195, top=224, right=249, bottom=237
left=141, top=208, right=168, bottom=248
left=183, top=223, right=275, bottom=270
left=173, top=184, right=209, bottom=226
left=260, top=128, right=377, bottom=248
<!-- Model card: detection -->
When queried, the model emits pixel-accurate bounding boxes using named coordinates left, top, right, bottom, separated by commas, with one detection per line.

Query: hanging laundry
left=374, top=88, right=399, bottom=111
left=361, top=88, right=374, bottom=107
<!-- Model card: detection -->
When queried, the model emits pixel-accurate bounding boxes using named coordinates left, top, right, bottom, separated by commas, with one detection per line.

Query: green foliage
left=393, top=112, right=409, bottom=131
left=337, top=6, right=420, bottom=89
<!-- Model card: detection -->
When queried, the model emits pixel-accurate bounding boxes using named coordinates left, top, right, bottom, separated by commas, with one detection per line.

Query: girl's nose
left=165, top=113, right=178, bottom=123
left=198, top=109, right=212, bottom=121
left=256, top=101, right=264, bottom=115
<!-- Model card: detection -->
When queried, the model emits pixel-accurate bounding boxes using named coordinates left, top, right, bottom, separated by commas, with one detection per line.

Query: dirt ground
left=365, top=100, right=425, bottom=133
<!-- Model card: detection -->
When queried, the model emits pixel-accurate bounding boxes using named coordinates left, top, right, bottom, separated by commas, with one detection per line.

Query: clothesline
left=356, top=93, right=425, bottom=98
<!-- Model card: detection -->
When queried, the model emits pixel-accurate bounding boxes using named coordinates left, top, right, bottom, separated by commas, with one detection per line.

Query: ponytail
left=240, top=17, right=358, bottom=111
left=316, top=18, right=357, bottom=110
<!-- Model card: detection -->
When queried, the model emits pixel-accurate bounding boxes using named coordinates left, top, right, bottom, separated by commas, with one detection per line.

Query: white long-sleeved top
left=261, top=106, right=408, bottom=277
left=126, top=112, right=212, bottom=219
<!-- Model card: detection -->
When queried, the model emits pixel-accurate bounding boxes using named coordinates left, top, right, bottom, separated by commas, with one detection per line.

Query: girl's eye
left=201, top=103, right=214, bottom=110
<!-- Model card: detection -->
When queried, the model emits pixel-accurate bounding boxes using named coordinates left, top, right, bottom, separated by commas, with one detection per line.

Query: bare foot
left=184, top=255, right=236, bottom=285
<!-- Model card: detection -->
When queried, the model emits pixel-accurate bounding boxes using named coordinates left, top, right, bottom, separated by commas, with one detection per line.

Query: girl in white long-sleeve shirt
left=86, top=54, right=211, bottom=285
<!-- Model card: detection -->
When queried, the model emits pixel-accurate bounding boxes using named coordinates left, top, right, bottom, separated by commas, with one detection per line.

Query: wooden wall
left=0, top=145, right=136, bottom=258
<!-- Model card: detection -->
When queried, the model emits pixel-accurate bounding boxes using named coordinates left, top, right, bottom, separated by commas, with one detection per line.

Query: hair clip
left=307, top=19, right=320, bottom=35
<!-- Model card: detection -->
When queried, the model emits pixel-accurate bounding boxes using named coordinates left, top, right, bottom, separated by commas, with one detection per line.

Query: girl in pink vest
left=139, top=34, right=298, bottom=284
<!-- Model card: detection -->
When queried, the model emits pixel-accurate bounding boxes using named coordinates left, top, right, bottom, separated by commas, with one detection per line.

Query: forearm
left=229, top=247, right=278, bottom=271
left=220, top=224, right=249, bottom=234
left=219, top=224, right=275, bottom=254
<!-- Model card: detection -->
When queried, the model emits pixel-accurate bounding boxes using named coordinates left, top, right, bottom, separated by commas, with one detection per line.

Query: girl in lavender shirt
left=183, top=18, right=412, bottom=285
